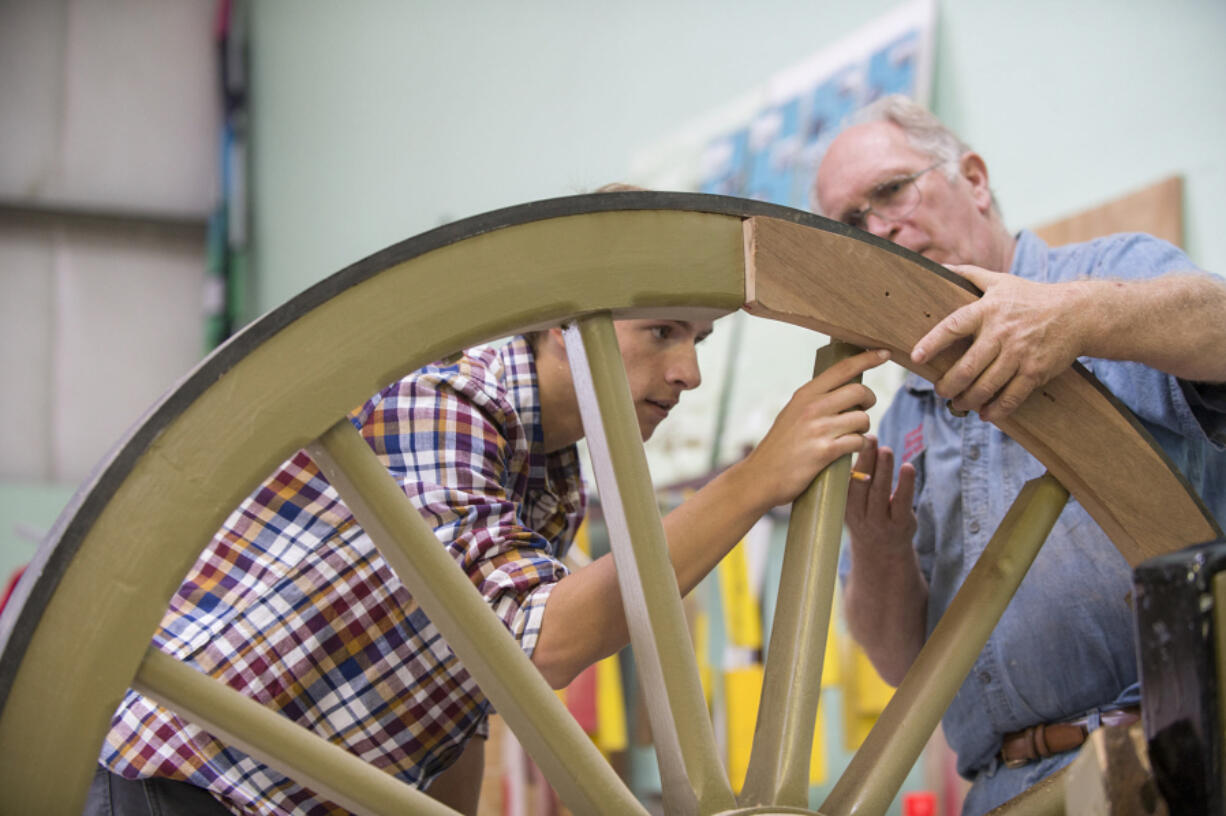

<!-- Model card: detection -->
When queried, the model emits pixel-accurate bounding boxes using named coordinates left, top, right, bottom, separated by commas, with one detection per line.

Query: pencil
left=849, top=471, right=872, bottom=483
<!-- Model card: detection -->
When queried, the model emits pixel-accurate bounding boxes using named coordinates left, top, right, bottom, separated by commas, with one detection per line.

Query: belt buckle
left=1003, top=756, right=1031, bottom=770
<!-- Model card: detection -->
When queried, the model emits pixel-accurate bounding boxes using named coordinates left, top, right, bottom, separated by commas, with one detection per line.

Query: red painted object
left=903, top=790, right=938, bottom=816
left=0, top=565, right=27, bottom=614
left=563, top=662, right=598, bottom=734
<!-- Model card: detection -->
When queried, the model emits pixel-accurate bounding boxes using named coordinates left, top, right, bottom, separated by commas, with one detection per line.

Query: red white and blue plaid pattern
left=100, top=337, right=585, bottom=814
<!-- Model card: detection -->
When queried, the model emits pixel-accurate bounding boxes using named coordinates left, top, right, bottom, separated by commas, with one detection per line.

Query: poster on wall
left=633, top=0, right=936, bottom=210
left=630, top=0, right=937, bottom=485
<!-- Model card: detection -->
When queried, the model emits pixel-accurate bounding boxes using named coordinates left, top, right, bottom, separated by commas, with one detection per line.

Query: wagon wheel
left=0, top=193, right=1218, bottom=816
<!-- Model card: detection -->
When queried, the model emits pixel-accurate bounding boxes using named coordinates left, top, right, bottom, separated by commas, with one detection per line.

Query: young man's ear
left=531, top=326, right=569, bottom=365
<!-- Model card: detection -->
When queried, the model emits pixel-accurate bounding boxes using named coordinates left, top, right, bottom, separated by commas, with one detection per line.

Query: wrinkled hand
left=845, top=436, right=917, bottom=561
left=911, top=264, right=1088, bottom=421
left=740, top=348, right=887, bottom=509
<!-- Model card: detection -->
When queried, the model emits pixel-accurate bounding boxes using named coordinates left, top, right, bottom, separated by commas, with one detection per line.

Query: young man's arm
left=530, top=349, right=888, bottom=689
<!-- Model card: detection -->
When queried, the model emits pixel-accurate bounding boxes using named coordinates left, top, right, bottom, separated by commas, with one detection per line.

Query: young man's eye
left=650, top=325, right=672, bottom=340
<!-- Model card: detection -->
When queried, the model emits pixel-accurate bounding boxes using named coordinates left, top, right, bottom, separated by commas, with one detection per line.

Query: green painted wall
left=0, top=483, right=75, bottom=586
left=247, top=0, right=1226, bottom=314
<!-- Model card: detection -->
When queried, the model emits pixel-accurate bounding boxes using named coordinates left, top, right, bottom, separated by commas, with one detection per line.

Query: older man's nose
left=864, top=211, right=901, bottom=241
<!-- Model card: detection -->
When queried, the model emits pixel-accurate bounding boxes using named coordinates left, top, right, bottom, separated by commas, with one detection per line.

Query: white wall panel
left=55, top=0, right=220, bottom=215
left=0, top=219, right=55, bottom=480
left=0, top=0, right=218, bottom=494
left=49, top=222, right=206, bottom=481
left=0, top=0, right=219, bottom=215
left=0, top=0, right=68, bottom=202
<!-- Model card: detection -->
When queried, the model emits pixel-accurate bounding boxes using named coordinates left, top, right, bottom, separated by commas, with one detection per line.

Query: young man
left=88, top=315, right=887, bottom=815
left=815, top=95, right=1226, bottom=814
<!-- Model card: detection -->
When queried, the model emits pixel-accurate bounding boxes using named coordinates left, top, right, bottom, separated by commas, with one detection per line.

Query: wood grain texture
left=743, top=215, right=1219, bottom=567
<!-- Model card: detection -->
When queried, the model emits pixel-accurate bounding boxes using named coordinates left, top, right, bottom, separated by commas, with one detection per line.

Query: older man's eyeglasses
left=844, top=160, right=948, bottom=230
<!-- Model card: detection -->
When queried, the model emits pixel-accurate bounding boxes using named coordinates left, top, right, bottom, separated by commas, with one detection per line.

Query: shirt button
left=979, top=671, right=992, bottom=685
left=967, top=445, right=980, bottom=461
left=969, top=521, right=981, bottom=534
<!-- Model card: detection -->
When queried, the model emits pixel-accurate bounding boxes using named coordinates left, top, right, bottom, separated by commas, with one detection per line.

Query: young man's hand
left=738, top=347, right=888, bottom=511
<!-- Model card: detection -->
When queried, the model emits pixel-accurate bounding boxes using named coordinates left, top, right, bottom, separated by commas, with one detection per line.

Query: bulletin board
left=631, top=0, right=937, bottom=209
left=632, top=0, right=938, bottom=486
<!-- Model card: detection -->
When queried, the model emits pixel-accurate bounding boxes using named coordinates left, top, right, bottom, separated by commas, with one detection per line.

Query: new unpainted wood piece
left=985, top=767, right=1067, bottom=816
left=1064, top=723, right=1169, bottom=816
left=743, top=215, right=1220, bottom=567
left=739, top=341, right=861, bottom=809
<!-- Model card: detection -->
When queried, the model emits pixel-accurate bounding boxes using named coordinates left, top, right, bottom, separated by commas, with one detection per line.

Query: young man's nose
left=668, top=346, right=702, bottom=390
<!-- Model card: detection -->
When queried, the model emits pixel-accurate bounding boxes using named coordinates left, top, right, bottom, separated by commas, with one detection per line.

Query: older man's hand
left=910, top=264, right=1090, bottom=421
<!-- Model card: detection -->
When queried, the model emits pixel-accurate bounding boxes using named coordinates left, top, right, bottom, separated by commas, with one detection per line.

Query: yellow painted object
left=594, top=654, right=628, bottom=754
left=809, top=707, right=828, bottom=787
left=842, top=641, right=895, bottom=752
left=694, top=610, right=713, bottom=708
left=572, top=518, right=592, bottom=559
left=727, top=664, right=828, bottom=790
left=725, top=663, right=766, bottom=793
left=719, top=538, right=763, bottom=650
left=821, top=617, right=841, bottom=689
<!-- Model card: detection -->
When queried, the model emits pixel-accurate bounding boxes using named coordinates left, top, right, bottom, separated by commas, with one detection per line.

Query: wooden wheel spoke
left=563, top=315, right=736, bottom=816
left=133, top=647, right=460, bottom=816
left=306, top=420, right=647, bottom=816
left=821, top=473, right=1071, bottom=816
left=740, top=341, right=861, bottom=808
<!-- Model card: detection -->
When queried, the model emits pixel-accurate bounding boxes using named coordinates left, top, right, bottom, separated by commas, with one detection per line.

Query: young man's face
left=815, top=120, right=998, bottom=269
left=613, top=318, right=712, bottom=440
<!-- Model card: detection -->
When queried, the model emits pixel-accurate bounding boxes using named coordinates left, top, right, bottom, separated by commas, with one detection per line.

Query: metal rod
left=739, top=340, right=861, bottom=807
left=565, top=314, right=736, bottom=816
left=307, top=420, right=648, bottom=816
left=822, top=473, right=1070, bottom=816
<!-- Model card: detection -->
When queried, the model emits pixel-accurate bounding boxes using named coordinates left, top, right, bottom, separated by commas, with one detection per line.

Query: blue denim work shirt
left=845, top=230, right=1226, bottom=812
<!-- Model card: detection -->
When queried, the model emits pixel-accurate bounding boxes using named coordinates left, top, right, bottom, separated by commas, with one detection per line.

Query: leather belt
left=998, top=706, right=1141, bottom=768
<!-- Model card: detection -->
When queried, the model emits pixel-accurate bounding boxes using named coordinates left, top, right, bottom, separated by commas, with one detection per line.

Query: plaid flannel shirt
left=100, top=336, right=585, bottom=814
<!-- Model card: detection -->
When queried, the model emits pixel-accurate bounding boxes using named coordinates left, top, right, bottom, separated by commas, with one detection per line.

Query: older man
left=815, top=95, right=1226, bottom=814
